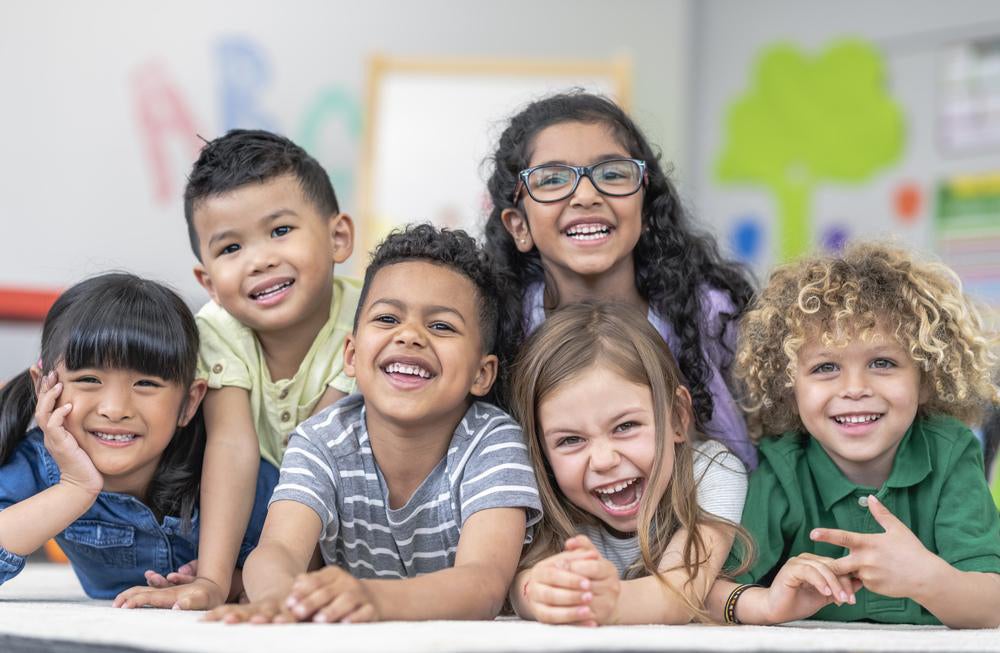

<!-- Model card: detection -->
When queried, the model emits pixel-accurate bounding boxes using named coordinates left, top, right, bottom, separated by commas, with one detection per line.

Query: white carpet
left=1, top=565, right=997, bottom=653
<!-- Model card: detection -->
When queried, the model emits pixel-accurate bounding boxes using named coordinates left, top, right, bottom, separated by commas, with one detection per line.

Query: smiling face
left=46, top=365, right=203, bottom=496
left=793, top=327, right=924, bottom=487
left=191, top=174, right=353, bottom=336
left=344, top=261, right=498, bottom=436
left=537, top=364, right=684, bottom=535
left=501, top=121, right=644, bottom=287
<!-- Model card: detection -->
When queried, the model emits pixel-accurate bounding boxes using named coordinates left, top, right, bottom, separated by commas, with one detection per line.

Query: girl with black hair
left=0, top=273, right=275, bottom=603
left=485, top=92, right=757, bottom=468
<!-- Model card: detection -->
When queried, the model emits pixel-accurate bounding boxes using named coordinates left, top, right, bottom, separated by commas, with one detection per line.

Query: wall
left=0, top=0, right=691, bottom=379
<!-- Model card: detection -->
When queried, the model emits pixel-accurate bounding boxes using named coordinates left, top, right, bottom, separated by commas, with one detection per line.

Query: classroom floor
left=1, top=564, right=998, bottom=653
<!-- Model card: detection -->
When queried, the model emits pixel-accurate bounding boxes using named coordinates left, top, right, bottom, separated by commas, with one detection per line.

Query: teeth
left=594, top=478, right=638, bottom=495
left=565, top=224, right=610, bottom=240
left=834, top=414, right=881, bottom=424
left=251, top=281, right=292, bottom=299
left=93, top=432, right=136, bottom=442
left=384, top=362, right=431, bottom=379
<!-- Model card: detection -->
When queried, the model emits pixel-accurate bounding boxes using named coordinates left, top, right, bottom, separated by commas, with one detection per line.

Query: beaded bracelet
left=724, top=583, right=760, bottom=624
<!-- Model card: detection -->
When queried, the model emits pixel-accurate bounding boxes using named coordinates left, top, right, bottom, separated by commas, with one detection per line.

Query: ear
left=29, top=364, right=43, bottom=394
left=343, top=334, right=357, bottom=379
left=193, top=264, right=220, bottom=304
left=178, top=379, right=208, bottom=427
left=469, top=354, right=499, bottom=398
left=500, top=208, right=534, bottom=253
left=670, top=385, right=693, bottom=442
left=329, top=213, right=355, bottom=265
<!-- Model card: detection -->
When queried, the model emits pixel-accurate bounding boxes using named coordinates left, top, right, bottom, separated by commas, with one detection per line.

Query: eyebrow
left=531, top=153, right=631, bottom=167
left=207, top=209, right=299, bottom=248
left=369, top=298, right=467, bottom=323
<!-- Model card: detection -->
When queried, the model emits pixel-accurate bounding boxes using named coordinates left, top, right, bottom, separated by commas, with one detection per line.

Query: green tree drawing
left=716, top=39, right=904, bottom=261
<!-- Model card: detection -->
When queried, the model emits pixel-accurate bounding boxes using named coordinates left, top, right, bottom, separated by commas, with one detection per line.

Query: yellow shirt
left=195, top=276, right=362, bottom=467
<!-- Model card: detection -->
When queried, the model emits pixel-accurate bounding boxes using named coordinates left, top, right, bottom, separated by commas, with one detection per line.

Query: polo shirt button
left=283, top=435, right=290, bottom=447
left=857, top=496, right=869, bottom=508
left=279, top=388, right=289, bottom=399
left=212, top=363, right=223, bottom=374
left=280, top=410, right=291, bottom=422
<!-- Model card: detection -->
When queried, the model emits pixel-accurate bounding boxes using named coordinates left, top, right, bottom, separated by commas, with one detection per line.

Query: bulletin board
left=357, top=54, right=632, bottom=263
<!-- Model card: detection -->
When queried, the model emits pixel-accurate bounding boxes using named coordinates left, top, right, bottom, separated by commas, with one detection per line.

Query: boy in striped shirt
left=207, top=225, right=542, bottom=623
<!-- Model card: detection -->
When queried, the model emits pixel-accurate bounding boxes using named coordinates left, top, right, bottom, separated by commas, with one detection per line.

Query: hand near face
left=811, top=495, right=935, bottom=599
left=283, top=566, right=380, bottom=623
left=35, top=371, right=102, bottom=496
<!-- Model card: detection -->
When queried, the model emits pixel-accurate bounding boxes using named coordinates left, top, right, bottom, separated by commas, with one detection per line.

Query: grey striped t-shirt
left=269, top=394, right=542, bottom=579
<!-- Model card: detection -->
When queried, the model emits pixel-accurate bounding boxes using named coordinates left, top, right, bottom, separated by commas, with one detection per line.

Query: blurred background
left=3, top=0, right=1000, bottom=380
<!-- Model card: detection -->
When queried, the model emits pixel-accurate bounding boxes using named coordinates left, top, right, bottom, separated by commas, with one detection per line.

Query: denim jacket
left=0, top=429, right=276, bottom=599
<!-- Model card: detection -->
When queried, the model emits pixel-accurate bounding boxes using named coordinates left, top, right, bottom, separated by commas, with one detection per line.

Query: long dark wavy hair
left=0, top=273, right=205, bottom=524
left=484, top=91, right=754, bottom=427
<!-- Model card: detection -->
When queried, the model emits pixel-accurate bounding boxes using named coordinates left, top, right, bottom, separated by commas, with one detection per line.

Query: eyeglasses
left=513, top=158, right=647, bottom=204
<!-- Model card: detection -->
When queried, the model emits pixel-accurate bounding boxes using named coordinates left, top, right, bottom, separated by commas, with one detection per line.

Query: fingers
left=866, top=495, right=904, bottom=532
left=532, top=602, right=596, bottom=625
left=810, top=527, right=867, bottom=551
left=178, top=560, right=198, bottom=576
left=165, top=572, right=197, bottom=585
left=566, top=558, right=615, bottom=582
left=564, top=534, right=597, bottom=553
left=311, top=591, right=371, bottom=623
left=144, top=570, right=171, bottom=588
left=113, top=585, right=148, bottom=608
left=114, top=587, right=182, bottom=610
left=786, top=555, right=855, bottom=605
left=529, top=580, right=593, bottom=608
left=204, top=601, right=287, bottom=624
left=532, top=562, right=592, bottom=593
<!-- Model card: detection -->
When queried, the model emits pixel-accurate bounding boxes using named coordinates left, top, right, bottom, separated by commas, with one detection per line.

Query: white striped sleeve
left=270, top=431, right=340, bottom=540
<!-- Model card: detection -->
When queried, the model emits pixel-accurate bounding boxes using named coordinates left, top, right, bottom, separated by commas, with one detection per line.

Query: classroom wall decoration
left=715, top=39, right=905, bottom=262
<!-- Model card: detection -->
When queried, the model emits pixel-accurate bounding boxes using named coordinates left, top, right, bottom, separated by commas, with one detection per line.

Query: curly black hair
left=484, top=91, right=755, bottom=427
left=354, top=224, right=512, bottom=368
left=183, top=129, right=339, bottom=260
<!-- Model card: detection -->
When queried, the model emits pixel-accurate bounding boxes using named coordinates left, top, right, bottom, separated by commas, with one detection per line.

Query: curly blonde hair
left=737, top=242, right=999, bottom=439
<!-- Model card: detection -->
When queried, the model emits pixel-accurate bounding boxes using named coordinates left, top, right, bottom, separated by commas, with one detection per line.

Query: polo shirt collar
left=806, top=420, right=932, bottom=511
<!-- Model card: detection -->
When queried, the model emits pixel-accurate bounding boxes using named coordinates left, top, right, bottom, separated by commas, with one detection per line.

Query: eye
left=614, top=421, right=637, bottom=433
left=811, top=362, right=838, bottom=374
left=135, top=378, right=165, bottom=388
left=870, top=358, right=897, bottom=370
left=555, top=435, right=583, bottom=448
left=271, top=225, right=292, bottom=238
left=73, top=375, right=101, bottom=384
left=532, top=167, right=572, bottom=188
left=429, top=321, right=455, bottom=332
left=373, top=314, right=399, bottom=325
left=219, top=243, right=240, bottom=256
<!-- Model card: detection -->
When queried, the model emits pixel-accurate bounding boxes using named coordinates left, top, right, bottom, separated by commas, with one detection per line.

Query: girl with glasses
left=485, top=91, right=757, bottom=470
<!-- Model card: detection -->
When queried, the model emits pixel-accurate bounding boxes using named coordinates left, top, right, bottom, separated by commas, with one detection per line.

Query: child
left=485, top=92, right=757, bottom=469
left=0, top=273, right=275, bottom=601
left=709, top=242, right=1000, bottom=628
left=509, top=302, right=749, bottom=625
left=205, top=224, right=542, bottom=623
left=136, top=130, right=360, bottom=609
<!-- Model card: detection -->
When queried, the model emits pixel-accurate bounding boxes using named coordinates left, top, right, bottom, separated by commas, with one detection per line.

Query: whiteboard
left=359, top=55, right=632, bottom=255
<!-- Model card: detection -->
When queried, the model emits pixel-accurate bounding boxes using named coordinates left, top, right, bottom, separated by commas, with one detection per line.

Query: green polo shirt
left=730, top=414, right=1000, bottom=624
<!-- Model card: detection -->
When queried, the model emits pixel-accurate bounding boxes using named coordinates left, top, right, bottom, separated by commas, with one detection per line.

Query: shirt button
left=212, top=363, right=223, bottom=374
left=283, top=434, right=290, bottom=447
left=279, top=388, right=289, bottom=399
left=857, top=496, right=869, bottom=508
left=280, top=410, right=291, bottom=422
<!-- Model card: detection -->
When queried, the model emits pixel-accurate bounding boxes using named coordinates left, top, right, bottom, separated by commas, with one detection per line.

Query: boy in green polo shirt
left=120, top=130, right=360, bottom=611
left=708, top=242, right=1000, bottom=628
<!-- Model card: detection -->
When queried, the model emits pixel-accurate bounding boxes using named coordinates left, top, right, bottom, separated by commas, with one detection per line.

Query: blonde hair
left=511, top=302, right=748, bottom=619
left=737, top=241, right=1000, bottom=439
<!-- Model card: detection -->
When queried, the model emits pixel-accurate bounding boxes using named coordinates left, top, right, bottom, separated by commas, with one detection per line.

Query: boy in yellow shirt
left=116, top=130, right=358, bottom=610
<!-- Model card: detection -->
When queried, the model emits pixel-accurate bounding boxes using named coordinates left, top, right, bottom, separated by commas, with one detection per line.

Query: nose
left=98, top=385, right=134, bottom=422
left=249, top=242, right=279, bottom=273
left=838, top=368, right=873, bottom=400
left=393, top=320, right=426, bottom=348
left=589, top=438, right=621, bottom=473
left=570, top=173, right=604, bottom=207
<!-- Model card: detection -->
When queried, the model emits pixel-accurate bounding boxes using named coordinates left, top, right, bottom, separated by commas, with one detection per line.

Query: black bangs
left=47, top=274, right=198, bottom=384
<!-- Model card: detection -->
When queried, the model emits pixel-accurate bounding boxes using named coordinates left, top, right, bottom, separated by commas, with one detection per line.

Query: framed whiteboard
left=356, top=54, right=632, bottom=263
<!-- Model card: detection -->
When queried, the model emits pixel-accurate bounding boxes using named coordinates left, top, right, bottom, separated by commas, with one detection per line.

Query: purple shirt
left=523, top=283, right=757, bottom=469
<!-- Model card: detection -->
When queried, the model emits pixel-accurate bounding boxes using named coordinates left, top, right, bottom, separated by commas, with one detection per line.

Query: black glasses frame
left=512, top=158, right=647, bottom=204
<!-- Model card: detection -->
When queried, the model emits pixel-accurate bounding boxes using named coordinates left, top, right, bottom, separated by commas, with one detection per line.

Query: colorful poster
left=935, top=173, right=1000, bottom=308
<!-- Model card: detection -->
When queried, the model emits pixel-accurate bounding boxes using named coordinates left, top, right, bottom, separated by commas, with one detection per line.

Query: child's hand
left=113, top=577, right=226, bottom=610
left=144, top=560, right=198, bottom=588
left=284, top=566, right=380, bottom=623
left=204, top=597, right=295, bottom=624
left=564, top=535, right=621, bottom=625
left=811, top=495, right=935, bottom=599
left=35, top=371, right=102, bottom=496
left=761, top=553, right=862, bottom=623
left=522, top=545, right=600, bottom=625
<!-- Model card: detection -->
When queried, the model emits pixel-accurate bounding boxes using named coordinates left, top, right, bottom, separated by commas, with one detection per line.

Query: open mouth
left=592, top=477, right=644, bottom=514
left=249, top=280, right=294, bottom=301
left=832, top=413, right=883, bottom=425
left=382, top=361, right=435, bottom=382
left=91, top=431, right=138, bottom=443
left=563, top=223, right=612, bottom=241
